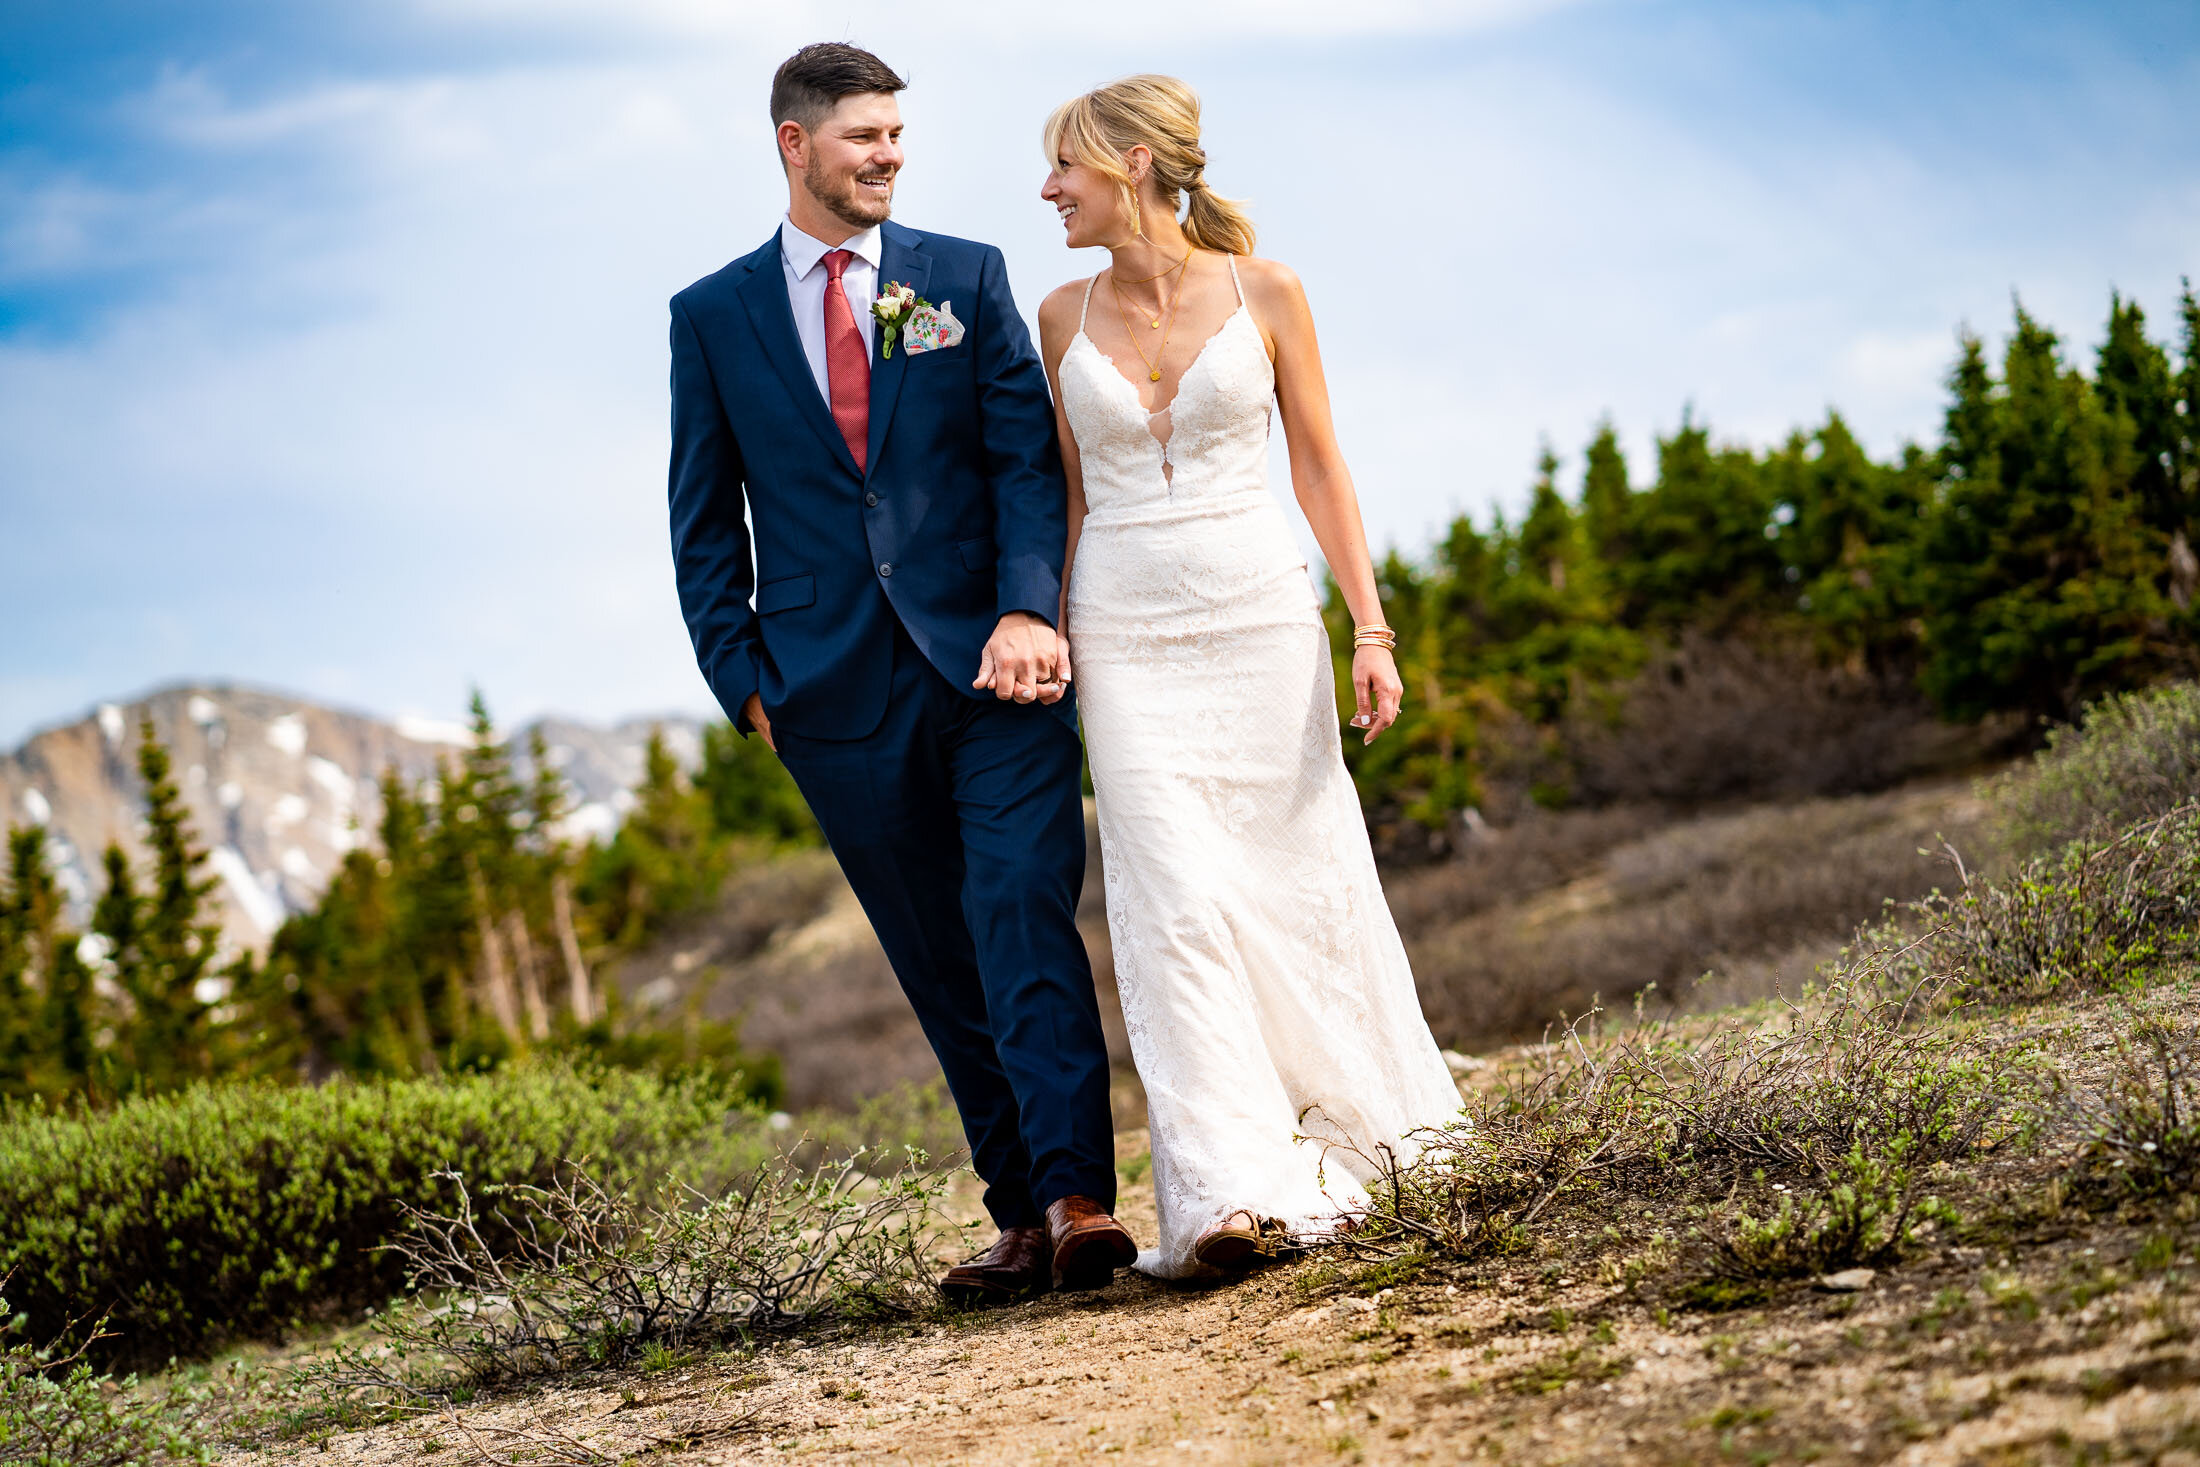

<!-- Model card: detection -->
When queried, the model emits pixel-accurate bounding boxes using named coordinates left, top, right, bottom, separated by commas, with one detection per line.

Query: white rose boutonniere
left=870, top=281, right=929, bottom=359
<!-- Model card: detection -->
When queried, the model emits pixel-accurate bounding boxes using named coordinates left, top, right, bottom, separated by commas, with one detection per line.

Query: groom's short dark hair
left=770, top=43, right=907, bottom=132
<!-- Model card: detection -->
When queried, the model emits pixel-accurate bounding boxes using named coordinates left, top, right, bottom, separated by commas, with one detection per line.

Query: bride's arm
left=1036, top=284, right=1089, bottom=699
left=1248, top=259, right=1403, bottom=745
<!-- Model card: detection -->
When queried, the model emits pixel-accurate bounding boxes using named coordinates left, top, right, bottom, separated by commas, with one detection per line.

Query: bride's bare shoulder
left=1037, top=278, right=1094, bottom=345
left=1231, top=255, right=1307, bottom=304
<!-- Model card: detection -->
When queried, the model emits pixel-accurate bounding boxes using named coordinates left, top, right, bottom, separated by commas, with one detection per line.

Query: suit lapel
left=734, top=236, right=862, bottom=479
left=866, top=224, right=930, bottom=476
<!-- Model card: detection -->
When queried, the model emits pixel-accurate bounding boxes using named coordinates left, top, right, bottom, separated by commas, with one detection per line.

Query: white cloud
left=2, top=4, right=2194, bottom=748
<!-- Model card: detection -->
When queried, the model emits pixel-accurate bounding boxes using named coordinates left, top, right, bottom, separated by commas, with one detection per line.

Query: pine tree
left=113, top=721, right=222, bottom=1088
left=523, top=729, right=597, bottom=1026
left=582, top=728, right=727, bottom=947
left=1919, top=303, right=2169, bottom=720
left=1579, top=419, right=1633, bottom=569
left=1769, top=413, right=1931, bottom=665
left=1622, top=410, right=1783, bottom=631
left=2096, top=291, right=2184, bottom=538
left=2, top=826, right=101, bottom=1099
left=0, top=828, right=36, bottom=1096
left=696, top=723, right=819, bottom=847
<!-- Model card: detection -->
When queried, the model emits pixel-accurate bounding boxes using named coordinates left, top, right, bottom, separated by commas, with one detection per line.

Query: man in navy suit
left=667, top=43, right=1134, bottom=1301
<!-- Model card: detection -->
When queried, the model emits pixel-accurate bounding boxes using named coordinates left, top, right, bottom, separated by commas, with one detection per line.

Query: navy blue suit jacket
left=668, top=222, right=1069, bottom=741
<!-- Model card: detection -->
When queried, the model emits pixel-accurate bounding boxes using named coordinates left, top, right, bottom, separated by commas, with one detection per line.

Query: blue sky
left=3, top=0, right=2196, bottom=748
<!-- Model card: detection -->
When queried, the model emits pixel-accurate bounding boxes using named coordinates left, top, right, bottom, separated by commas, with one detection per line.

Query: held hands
left=1350, top=645, right=1403, bottom=745
left=974, top=611, right=1070, bottom=705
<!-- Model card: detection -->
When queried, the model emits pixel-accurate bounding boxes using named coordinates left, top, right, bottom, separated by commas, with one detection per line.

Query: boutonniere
left=871, top=281, right=927, bottom=358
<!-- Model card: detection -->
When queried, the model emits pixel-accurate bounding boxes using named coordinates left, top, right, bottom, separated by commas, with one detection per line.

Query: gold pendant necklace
left=1109, top=258, right=1191, bottom=382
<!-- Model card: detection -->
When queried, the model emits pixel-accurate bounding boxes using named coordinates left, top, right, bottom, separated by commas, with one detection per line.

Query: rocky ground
left=215, top=980, right=2200, bottom=1467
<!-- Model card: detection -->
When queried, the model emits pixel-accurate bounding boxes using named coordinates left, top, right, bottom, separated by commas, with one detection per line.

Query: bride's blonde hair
left=1043, top=75, right=1256, bottom=257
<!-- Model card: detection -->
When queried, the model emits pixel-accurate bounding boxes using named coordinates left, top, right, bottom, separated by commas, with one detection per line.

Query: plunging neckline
left=1070, top=305, right=1258, bottom=482
left=1072, top=304, right=1253, bottom=422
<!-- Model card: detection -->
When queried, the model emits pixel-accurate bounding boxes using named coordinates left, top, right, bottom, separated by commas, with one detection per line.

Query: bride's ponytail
left=1043, top=75, right=1256, bottom=257
left=1183, top=177, right=1255, bottom=258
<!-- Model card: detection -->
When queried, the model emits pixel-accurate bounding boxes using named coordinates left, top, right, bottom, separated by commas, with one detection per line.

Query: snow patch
left=558, top=801, right=619, bottom=845
left=187, top=695, right=220, bottom=726
left=397, top=714, right=473, bottom=747
left=186, top=763, right=206, bottom=788
left=208, top=846, right=285, bottom=933
left=305, top=756, right=354, bottom=806
left=217, top=780, right=244, bottom=810
left=21, top=788, right=50, bottom=825
left=280, top=847, right=316, bottom=880
left=545, top=743, right=575, bottom=769
left=266, top=714, right=307, bottom=756
left=97, top=704, right=124, bottom=745
left=268, top=794, right=309, bottom=829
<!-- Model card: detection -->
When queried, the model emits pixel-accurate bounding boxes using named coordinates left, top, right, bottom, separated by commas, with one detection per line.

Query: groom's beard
left=808, top=157, right=895, bottom=230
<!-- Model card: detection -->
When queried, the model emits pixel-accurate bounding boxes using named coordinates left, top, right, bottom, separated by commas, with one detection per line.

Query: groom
left=666, top=43, right=1133, bottom=1301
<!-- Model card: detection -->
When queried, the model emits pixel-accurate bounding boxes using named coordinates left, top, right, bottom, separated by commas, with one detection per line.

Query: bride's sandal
left=1193, top=1211, right=1283, bottom=1273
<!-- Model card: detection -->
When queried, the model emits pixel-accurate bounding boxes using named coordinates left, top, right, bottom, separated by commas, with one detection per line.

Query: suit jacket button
left=864, top=492, right=880, bottom=507
left=879, top=562, right=894, bottom=577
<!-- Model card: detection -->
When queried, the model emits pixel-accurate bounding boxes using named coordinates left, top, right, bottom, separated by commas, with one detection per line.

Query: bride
left=1035, top=75, right=1464, bottom=1279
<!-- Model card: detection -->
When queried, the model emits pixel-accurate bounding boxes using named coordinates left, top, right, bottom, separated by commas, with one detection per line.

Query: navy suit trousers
left=772, top=626, right=1115, bottom=1229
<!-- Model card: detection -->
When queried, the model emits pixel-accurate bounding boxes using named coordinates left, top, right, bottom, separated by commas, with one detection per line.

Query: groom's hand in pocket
left=973, top=611, right=1059, bottom=703
left=741, top=694, right=776, bottom=752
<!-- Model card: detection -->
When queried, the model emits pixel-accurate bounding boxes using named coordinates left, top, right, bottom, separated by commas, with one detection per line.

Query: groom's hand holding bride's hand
left=973, top=611, right=1069, bottom=705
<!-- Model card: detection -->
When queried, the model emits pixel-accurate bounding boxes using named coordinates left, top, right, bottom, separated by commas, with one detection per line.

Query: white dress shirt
left=778, top=216, right=880, bottom=403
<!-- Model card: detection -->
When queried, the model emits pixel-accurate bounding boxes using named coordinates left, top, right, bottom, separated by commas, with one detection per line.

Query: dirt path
left=221, top=1090, right=2200, bottom=1467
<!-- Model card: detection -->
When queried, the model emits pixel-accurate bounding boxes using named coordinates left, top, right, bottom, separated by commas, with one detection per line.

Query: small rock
left=1318, top=1399, right=1337, bottom=1413
left=1817, top=1268, right=1878, bottom=1293
left=1337, top=1296, right=1378, bottom=1315
left=1442, top=1049, right=1486, bottom=1075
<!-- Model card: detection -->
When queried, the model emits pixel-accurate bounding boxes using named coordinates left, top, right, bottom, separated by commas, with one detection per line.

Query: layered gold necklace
left=1108, top=248, right=1193, bottom=383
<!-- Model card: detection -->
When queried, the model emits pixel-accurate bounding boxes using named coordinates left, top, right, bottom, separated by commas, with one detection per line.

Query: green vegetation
left=0, top=699, right=812, bottom=1105
left=0, top=1297, right=222, bottom=1466
left=1347, top=683, right=2200, bottom=1305
left=1334, top=285, right=2200, bottom=832
left=0, top=1063, right=756, bottom=1365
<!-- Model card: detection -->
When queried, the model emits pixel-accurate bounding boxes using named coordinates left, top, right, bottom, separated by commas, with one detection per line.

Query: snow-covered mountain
left=0, top=684, right=705, bottom=950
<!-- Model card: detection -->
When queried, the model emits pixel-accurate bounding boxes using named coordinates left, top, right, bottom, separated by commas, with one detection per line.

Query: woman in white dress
left=1035, top=76, right=1463, bottom=1279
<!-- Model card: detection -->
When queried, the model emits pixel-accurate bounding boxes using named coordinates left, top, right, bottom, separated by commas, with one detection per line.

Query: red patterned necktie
left=820, top=248, right=869, bottom=471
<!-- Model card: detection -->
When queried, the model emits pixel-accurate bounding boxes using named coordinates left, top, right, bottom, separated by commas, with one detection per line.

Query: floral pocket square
left=903, top=300, right=965, bottom=355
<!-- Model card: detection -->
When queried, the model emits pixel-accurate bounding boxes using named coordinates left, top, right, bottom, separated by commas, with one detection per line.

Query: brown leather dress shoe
left=940, top=1226, right=1050, bottom=1307
left=1045, top=1196, right=1138, bottom=1292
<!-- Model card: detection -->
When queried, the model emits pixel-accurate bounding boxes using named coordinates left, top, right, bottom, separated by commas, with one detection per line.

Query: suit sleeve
left=667, top=295, right=763, bottom=733
left=971, top=245, right=1069, bottom=626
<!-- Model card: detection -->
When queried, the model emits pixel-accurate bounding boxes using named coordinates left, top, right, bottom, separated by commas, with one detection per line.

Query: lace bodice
left=1057, top=260, right=1275, bottom=520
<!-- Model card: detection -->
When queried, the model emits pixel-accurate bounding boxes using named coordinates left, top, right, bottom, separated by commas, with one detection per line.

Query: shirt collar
left=779, top=216, right=883, bottom=278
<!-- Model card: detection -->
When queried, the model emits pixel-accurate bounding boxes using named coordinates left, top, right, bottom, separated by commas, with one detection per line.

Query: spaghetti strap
left=1226, top=255, right=1243, bottom=306
left=1079, top=274, right=1099, bottom=331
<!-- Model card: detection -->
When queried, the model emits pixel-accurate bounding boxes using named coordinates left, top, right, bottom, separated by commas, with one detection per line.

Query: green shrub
left=0, top=1062, right=758, bottom=1367
left=296, top=1151, right=964, bottom=1406
left=1707, top=1142, right=1957, bottom=1285
left=2062, top=1014, right=2200, bottom=1201
left=0, top=1294, right=218, bottom=1465
left=1880, top=804, right=2200, bottom=1008
left=1991, top=682, right=2200, bottom=858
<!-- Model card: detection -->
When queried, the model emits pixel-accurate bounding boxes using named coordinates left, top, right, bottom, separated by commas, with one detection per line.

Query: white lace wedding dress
left=1059, top=260, right=1465, bottom=1278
